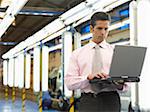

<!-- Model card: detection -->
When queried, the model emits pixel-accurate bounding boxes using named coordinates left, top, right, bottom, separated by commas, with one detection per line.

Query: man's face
left=90, top=20, right=110, bottom=44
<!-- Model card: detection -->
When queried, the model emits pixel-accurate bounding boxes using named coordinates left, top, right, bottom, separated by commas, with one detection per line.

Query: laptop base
left=90, top=77, right=140, bottom=84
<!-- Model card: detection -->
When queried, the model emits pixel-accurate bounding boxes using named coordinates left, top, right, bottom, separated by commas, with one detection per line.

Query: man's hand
left=113, top=80, right=125, bottom=90
left=87, top=73, right=109, bottom=80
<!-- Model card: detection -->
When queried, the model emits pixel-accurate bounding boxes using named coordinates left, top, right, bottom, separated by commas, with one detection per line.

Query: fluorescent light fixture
left=6, top=0, right=28, bottom=16
left=109, top=19, right=129, bottom=31
left=14, top=49, right=24, bottom=58
left=26, top=28, right=66, bottom=52
left=8, top=58, right=14, bottom=87
left=43, top=28, right=66, bottom=44
left=25, top=28, right=64, bottom=52
left=60, top=2, right=86, bottom=20
left=12, top=0, right=28, bottom=15
left=91, top=0, right=106, bottom=10
left=86, top=0, right=99, bottom=5
left=103, top=0, right=130, bottom=12
left=92, top=0, right=117, bottom=11
left=32, top=29, right=49, bottom=44
left=0, top=0, right=28, bottom=39
left=0, top=14, right=15, bottom=38
left=14, top=57, right=19, bottom=87
left=26, top=42, right=40, bottom=51
left=25, top=54, right=31, bottom=89
left=44, top=18, right=65, bottom=35
left=48, top=44, right=62, bottom=52
left=25, top=36, right=36, bottom=48
left=33, top=46, right=40, bottom=92
left=14, top=41, right=26, bottom=53
left=137, top=0, right=150, bottom=110
left=42, top=46, right=49, bottom=91
left=73, top=13, right=93, bottom=27
left=18, top=53, right=24, bottom=88
left=5, top=0, right=17, bottom=15
left=64, top=7, right=92, bottom=25
left=3, top=60, right=8, bottom=86
left=63, top=32, right=73, bottom=97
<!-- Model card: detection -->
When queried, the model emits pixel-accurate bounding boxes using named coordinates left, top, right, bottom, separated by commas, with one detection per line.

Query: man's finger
left=95, top=74, right=102, bottom=78
left=101, top=73, right=109, bottom=78
left=97, top=73, right=105, bottom=78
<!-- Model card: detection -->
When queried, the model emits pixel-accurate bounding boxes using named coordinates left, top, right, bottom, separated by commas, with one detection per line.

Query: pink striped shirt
left=65, top=40, right=117, bottom=93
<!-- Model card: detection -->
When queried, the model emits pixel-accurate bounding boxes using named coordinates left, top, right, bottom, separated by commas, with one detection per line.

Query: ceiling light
left=64, top=7, right=92, bottom=25
left=0, top=14, right=15, bottom=38
left=60, top=2, right=86, bottom=20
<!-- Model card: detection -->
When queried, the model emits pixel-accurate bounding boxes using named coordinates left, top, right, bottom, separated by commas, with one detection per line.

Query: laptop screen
left=109, top=45, right=147, bottom=81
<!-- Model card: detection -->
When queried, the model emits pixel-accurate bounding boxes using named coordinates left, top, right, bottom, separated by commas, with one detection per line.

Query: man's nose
left=101, top=29, right=105, bottom=35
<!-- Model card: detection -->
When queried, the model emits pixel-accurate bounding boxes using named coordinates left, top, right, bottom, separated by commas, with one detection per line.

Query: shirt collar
left=89, top=40, right=108, bottom=49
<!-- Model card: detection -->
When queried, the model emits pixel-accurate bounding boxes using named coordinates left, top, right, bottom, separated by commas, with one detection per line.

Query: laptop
left=90, top=45, right=147, bottom=83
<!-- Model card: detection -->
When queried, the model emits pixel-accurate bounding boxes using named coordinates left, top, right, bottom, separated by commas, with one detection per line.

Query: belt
left=81, top=92, right=97, bottom=97
left=81, top=91, right=118, bottom=98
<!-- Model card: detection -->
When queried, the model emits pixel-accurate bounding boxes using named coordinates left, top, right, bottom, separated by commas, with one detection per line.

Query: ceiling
left=0, top=0, right=85, bottom=62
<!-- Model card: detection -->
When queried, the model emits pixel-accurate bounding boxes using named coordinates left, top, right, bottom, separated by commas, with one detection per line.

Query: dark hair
left=90, top=12, right=111, bottom=27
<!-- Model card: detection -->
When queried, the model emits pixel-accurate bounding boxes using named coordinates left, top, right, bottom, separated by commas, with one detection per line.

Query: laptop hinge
left=121, top=75, right=129, bottom=79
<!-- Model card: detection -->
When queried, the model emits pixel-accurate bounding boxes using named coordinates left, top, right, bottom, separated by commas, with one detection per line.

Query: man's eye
left=97, top=28, right=108, bottom=30
left=97, top=28, right=102, bottom=30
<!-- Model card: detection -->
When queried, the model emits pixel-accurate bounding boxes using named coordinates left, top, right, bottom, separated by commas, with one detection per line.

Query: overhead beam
left=22, top=6, right=64, bottom=12
left=19, top=6, right=64, bottom=16
left=0, top=41, right=16, bottom=45
left=0, top=6, right=64, bottom=16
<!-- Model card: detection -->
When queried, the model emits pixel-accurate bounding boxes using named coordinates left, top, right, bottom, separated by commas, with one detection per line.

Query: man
left=65, top=12, right=126, bottom=112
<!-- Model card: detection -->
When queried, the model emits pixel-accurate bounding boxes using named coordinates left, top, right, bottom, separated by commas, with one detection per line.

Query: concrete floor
left=0, top=99, right=58, bottom=112
left=0, top=87, right=59, bottom=112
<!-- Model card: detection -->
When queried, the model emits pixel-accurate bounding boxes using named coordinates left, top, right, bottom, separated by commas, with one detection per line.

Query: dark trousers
left=77, top=91, right=121, bottom=112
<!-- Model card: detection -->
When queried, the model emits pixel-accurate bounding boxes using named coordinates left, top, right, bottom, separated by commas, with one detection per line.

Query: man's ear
left=90, top=25, right=93, bottom=33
